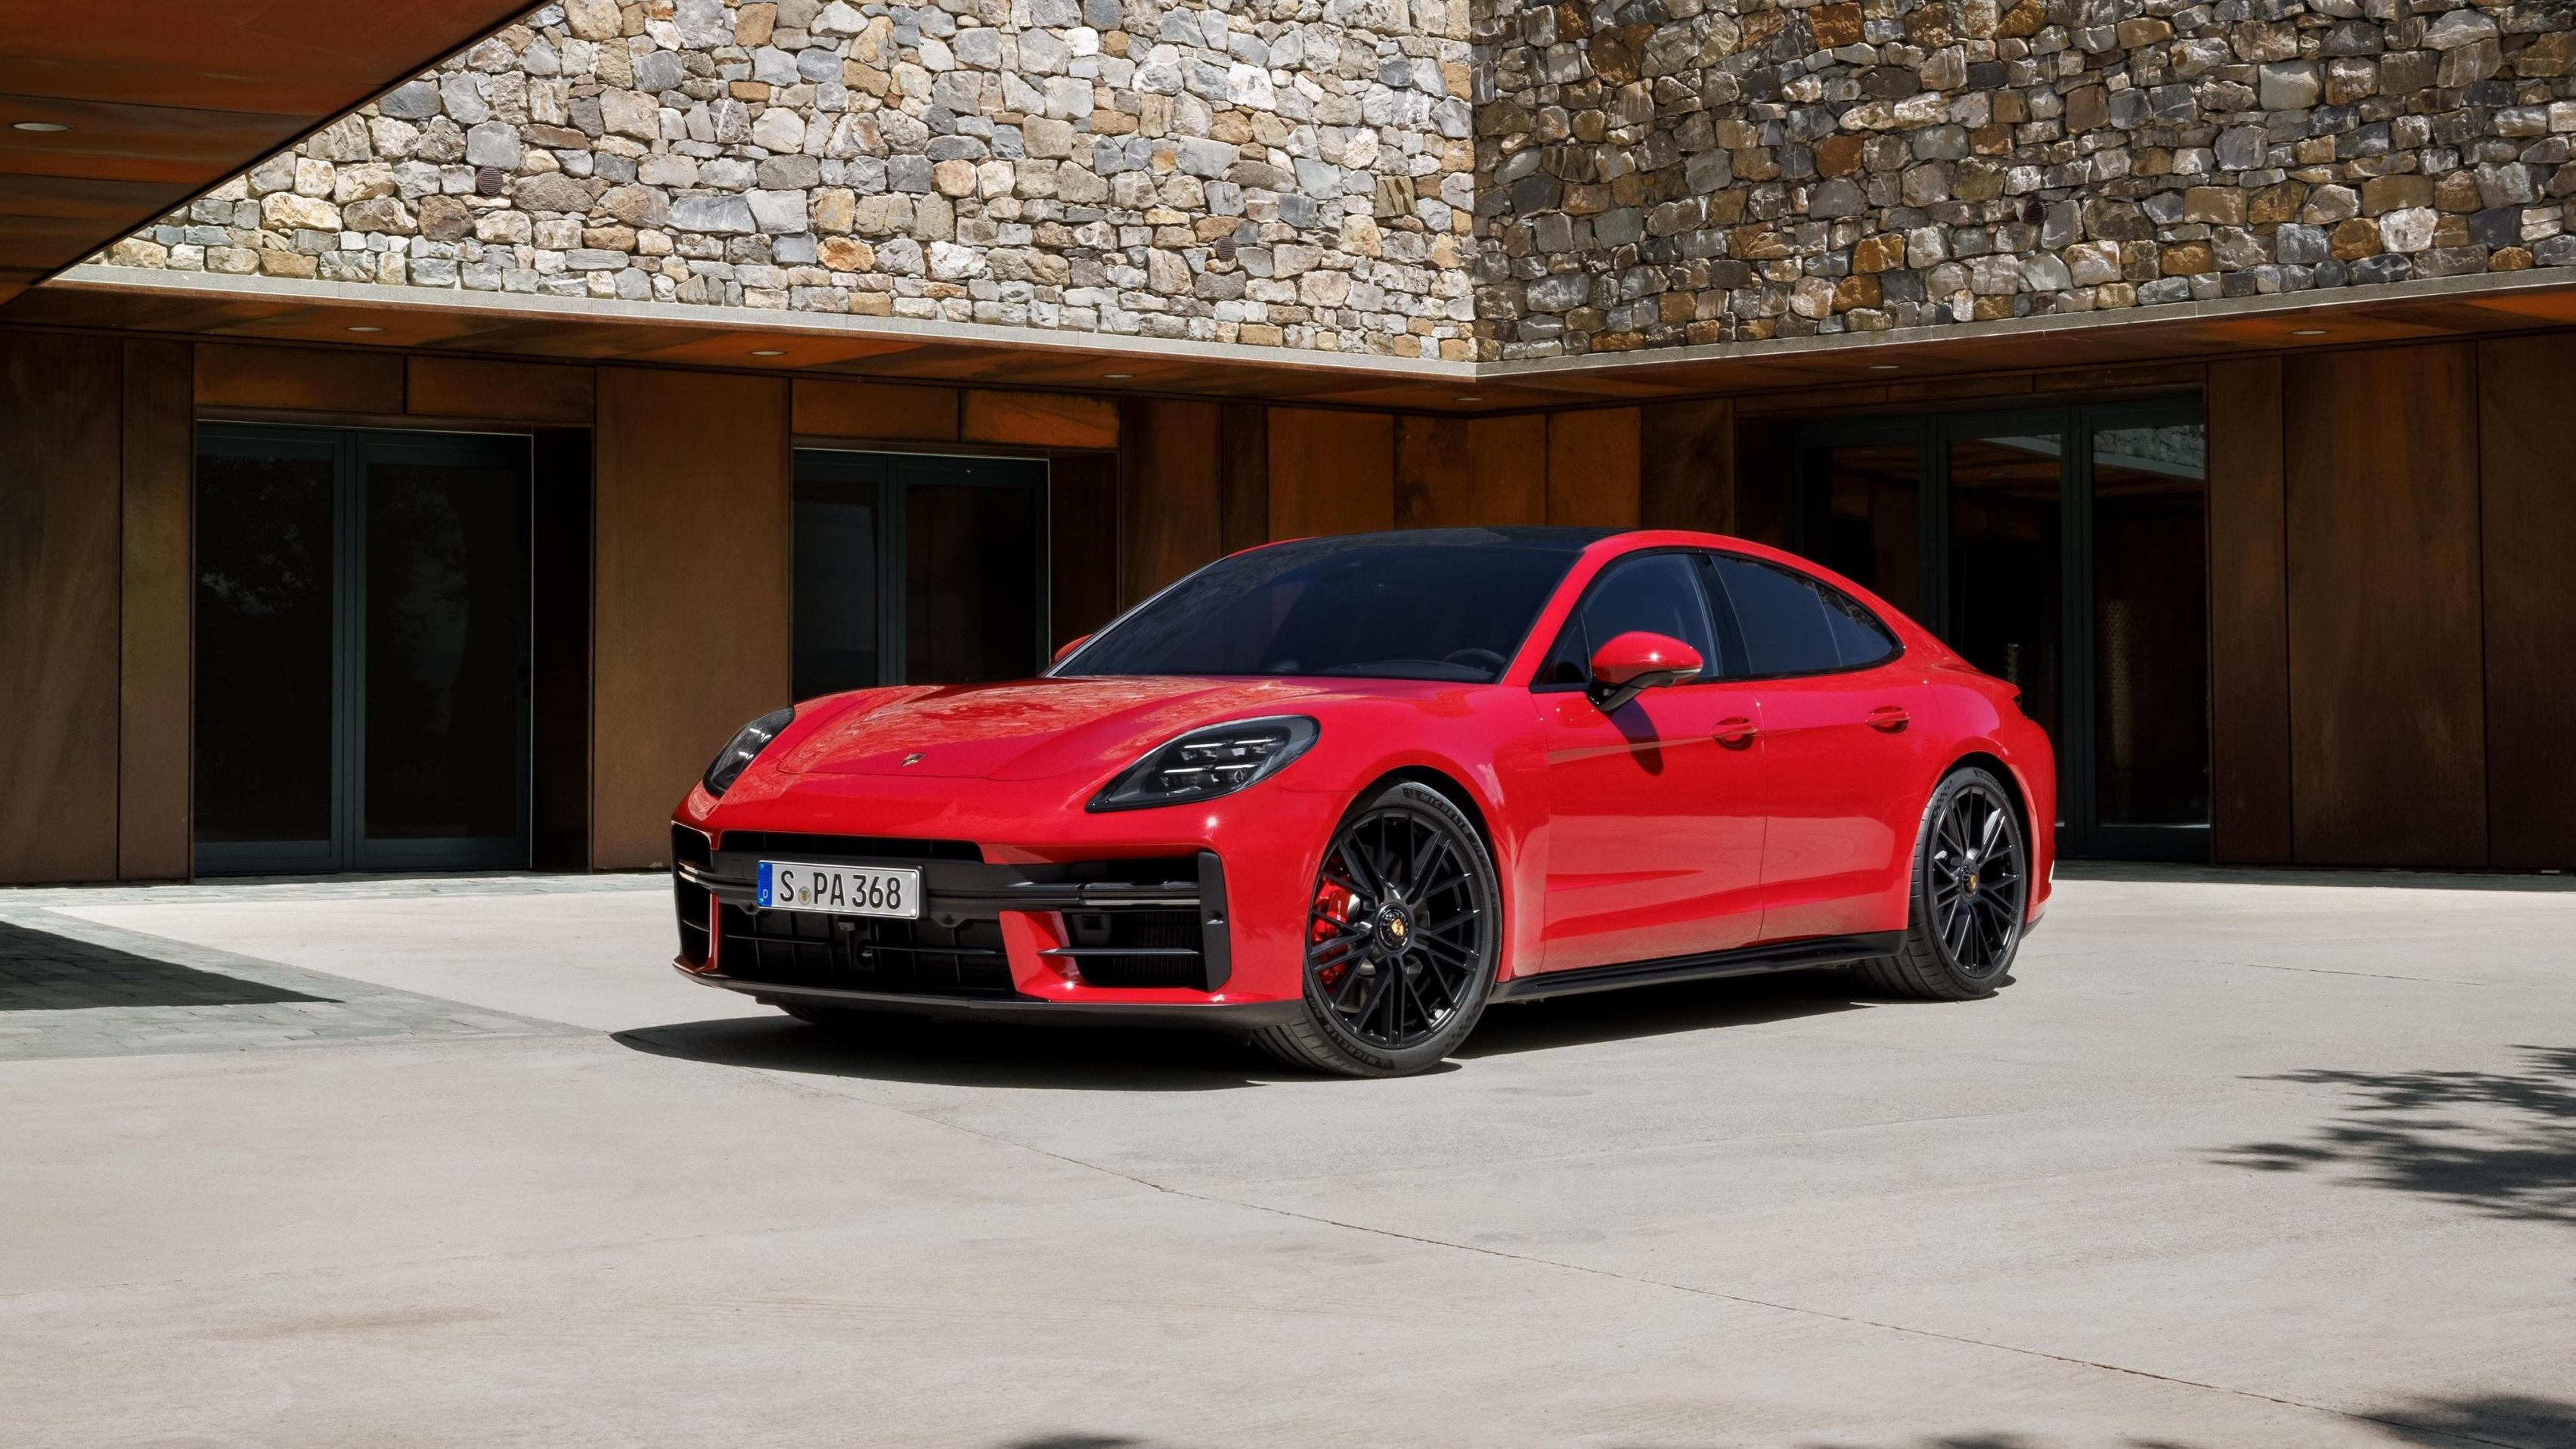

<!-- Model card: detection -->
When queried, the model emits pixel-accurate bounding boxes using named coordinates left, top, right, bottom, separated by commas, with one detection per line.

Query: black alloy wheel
left=1254, top=780, right=1501, bottom=1076
left=1860, top=765, right=2029, bottom=1001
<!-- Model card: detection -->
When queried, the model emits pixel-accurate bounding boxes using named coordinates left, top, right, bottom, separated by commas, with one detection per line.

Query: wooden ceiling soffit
left=0, top=0, right=541, bottom=306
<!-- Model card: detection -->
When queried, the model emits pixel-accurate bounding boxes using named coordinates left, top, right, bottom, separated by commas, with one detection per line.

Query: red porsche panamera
left=671, top=527, right=2054, bottom=1076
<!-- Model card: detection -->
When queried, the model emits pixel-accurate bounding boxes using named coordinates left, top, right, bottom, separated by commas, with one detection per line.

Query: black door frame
left=194, top=423, right=534, bottom=876
left=1785, top=395, right=2209, bottom=861
left=793, top=448, right=1052, bottom=693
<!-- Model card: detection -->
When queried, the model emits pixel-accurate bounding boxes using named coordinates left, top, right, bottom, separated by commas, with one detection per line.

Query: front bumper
left=673, top=962, right=1303, bottom=1030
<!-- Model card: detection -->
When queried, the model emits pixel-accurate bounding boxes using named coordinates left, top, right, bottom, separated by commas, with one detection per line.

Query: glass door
left=1788, top=399, right=2209, bottom=861
left=794, top=451, right=1049, bottom=698
left=195, top=425, right=532, bottom=875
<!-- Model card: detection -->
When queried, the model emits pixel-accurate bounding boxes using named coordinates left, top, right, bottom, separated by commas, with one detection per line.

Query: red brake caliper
left=1311, top=878, right=1361, bottom=992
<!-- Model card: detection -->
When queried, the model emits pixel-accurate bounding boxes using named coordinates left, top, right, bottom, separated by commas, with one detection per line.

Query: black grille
left=672, top=825, right=713, bottom=967
left=718, top=830, right=982, bottom=862
left=1061, top=909, right=1207, bottom=989
left=716, top=902, right=1017, bottom=998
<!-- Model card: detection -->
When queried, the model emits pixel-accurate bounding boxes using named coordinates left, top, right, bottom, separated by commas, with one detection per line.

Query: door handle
left=1867, top=705, right=1911, bottom=733
left=1713, top=716, right=1758, bottom=749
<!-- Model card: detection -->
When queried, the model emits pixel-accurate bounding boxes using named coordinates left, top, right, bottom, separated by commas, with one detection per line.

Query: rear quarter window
left=1710, top=554, right=1900, bottom=676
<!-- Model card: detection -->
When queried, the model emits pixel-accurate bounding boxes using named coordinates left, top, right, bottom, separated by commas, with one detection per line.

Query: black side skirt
left=1490, top=931, right=1904, bottom=1004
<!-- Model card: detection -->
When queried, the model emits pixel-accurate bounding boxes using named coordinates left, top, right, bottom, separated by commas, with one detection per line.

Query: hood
left=774, top=676, right=1372, bottom=783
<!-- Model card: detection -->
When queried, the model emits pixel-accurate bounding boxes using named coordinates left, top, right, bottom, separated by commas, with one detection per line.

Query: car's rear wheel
left=1253, top=780, right=1501, bottom=1078
left=1859, top=765, right=2029, bottom=1001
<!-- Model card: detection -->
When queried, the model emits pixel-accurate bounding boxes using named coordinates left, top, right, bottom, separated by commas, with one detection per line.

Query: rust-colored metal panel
left=195, top=342, right=402, bottom=414
left=1048, top=453, right=1120, bottom=650
left=1639, top=399, right=1734, bottom=533
left=1117, top=399, right=1222, bottom=607
left=591, top=368, right=791, bottom=870
left=1395, top=416, right=1470, bottom=528
left=2478, top=334, right=2576, bottom=868
left=1267, top=408, right=1394, bottom=538
left=2283, top=344, right=2487, bottom=867
left=1545, top=408, right=1641, bottom=527
left=1465, top=415, right=1547, bottom=525
left=963, top=389, right=1118, bottom=449
left=1216, top=402, right=1268, bottom=555
left=0, top=331, right=122, bottom=883
left=2206, top=358, right=2293, bottom=865
left=792, top=377, right=959, bottom=441
left=408, top=357, right=594, bottom=424
left=119, top=340, right=193, bottom=881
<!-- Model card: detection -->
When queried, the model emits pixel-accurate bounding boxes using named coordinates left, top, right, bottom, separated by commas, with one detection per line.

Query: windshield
left=1061, top=535, right=1585, bottom=683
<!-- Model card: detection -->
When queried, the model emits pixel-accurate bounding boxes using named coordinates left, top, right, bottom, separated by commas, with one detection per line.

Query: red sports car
left=671, top=527, right=2054, bottom=1076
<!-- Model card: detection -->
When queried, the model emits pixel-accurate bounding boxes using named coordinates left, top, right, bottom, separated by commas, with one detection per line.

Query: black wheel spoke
left=1926, top=783, right=2023, bottom=978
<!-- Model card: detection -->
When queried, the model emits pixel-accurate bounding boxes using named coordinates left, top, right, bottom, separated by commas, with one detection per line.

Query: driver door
left=1533, top=551, right=1768, bottom=972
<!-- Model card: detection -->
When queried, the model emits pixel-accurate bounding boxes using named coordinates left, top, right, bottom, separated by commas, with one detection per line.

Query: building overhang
left=11, top=262, right=2576, bottom=414
left=0, top=0, right=541, bottom=307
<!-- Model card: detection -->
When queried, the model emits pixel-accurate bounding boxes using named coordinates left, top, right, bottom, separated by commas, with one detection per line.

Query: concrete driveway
left=2, top=867, right=2570, bottom=1448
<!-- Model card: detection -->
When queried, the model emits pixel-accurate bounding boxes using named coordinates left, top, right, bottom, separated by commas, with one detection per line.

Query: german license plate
left=758, top=861, right=922, bottom=919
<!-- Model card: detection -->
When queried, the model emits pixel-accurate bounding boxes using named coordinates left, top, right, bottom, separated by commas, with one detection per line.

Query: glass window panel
left=362, top=452, right=529, bottom=842
left=2091, top=420, right=2209, bottom=828
left=1573, top=553, right=1716, bottom=664
left=906, top=479, right=1042, bottom=683
left=1820, top=588, right=1899, bottom=668
left=1948, top=432, right=2065, bottom=753
left=195, top=448, right=337, bottom=846
left=1710, top=556, right=1840, bottom=676
left=1800, top=442, right=1920, bottom=615
left=793, top=482, right=881, bottom=698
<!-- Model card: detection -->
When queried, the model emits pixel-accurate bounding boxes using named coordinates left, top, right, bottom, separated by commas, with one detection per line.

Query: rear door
left=1533, top=551, right=1768, bottom=972
left=1706, top=554, right=1945, bottom=942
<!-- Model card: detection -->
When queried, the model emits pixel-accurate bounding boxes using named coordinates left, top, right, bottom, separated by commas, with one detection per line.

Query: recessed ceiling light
left=1868, top=363, right=1900, bottom=371
left=1102, top=372, right=1134, bottom=380
left=11, top=121, right=70, bottom=133
left=345, top=325, right=383, bottom=333
left=2292, top=328, right=2326, bottom=337
left=751, top=349, right=786, bottom=356
left=1454, top=395, right=1484, bottom=402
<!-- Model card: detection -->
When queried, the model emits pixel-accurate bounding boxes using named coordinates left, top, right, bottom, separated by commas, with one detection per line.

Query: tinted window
left=1710, top=555, right=1897, bottom=675
left=1536, top=552, right=1718, bottom=687
left=1065, top=537, right=1580, bottom=682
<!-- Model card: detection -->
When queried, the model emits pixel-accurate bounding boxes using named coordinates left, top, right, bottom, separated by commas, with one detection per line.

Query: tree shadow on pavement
left=2212, top=1045, right=2576, bottom=1226
left=612, top=1013, right=1289, bottom=1091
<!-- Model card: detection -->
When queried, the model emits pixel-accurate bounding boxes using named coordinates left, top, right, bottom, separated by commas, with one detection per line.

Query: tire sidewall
left=1297, top=780, right=1502, bottom=1074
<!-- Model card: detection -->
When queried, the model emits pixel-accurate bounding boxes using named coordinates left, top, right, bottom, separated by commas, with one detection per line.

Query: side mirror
left=1050, top=635, right=1090, bottom=665
left=1588, top=631, right=1703, bottom=714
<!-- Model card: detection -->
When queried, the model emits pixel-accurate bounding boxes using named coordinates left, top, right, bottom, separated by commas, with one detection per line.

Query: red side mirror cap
left=1588, top=631, right=1703, bottom=712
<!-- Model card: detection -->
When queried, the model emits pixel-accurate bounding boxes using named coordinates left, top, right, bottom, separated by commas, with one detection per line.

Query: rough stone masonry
left=96, top=0, right=2576, bottom=362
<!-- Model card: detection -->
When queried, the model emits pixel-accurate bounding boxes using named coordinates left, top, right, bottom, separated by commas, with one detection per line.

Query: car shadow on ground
left=986, top=1394, right=2576, bottom=1449
left=2212, top=1044, right=2576, bottom=1227
left=614, top=970, right=1888, bottom=1089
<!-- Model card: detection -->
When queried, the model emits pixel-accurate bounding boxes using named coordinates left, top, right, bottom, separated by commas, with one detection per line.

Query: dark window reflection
left=196, top=451, right=336, bottom=845
left=1948, top=433, right=2065, bottom=758
left=2092, top=422, right=2209, bottom=828
left=1801, top=442, right=1920, bottom=615
left=794, top=479, right=881, bottom=698
left=363, top=457, right=529, bottom=842
left=907, top=480, right=1042, bottom=683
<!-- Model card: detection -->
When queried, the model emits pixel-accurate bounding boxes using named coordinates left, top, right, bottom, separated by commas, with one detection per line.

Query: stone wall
left=1474, top=0, right=2576, bottom=357
left=104, top=0, right=1480, bottom=359
left=93, top=0, right=2576, bottom=363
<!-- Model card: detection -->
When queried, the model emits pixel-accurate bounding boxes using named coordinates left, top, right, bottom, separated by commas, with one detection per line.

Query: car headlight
left=702, top=706, right=795, bottom=799
left=1088, top=715, right=1319, bottom=812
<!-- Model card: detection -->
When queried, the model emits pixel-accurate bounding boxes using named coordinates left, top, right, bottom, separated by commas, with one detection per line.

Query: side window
left=1536, top=553, right=1719, bottom=689
left=1710, top=555, right=1856, bottom=676
left=1818, top=585, right=1900, bottom=668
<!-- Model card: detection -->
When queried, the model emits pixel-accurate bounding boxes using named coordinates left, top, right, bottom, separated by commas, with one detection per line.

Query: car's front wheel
left=1253, top=780, right=1502, bottom=1078
left=1859, top=765, right=2029, bottom=1001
